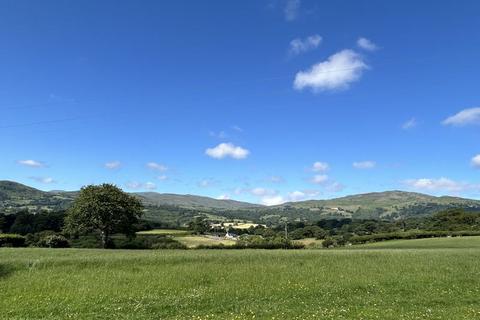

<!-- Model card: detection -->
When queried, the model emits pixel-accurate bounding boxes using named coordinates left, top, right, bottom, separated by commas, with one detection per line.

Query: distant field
left=214, top=222, right=265, bottom=229
left=1, top=237, right=480, bottom=319
left=174, top=235, right=236, bottom=248
left=355, top=235, right=480, bottom=249
left=136, top=229, right=191, bottom=236
left=293, top=237, right=323, bottom=248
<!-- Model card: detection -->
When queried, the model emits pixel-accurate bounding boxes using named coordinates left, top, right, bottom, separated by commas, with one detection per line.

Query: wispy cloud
left=312, top=161, right=329, bottom=172
left=209, top=130, right=228, bottom=139
left=294, top=49, right=368, bottom=92
left=357, top=37, right=378, bottom=51
left=471, top=154, right=480, bottom=168
left=104, top=161, right=121, bottom=170
left=205, top=143, right=250, bottom=159
left=125, top=181, right=157, bottom=190
left=146, top=162, right=168, bottom=172
left=284, top=0, right=300, bottom=21
left=249, top=187, right=277, bottom=197
left=17, top=159, right=47, bottom=168
left=198, top=179, right=217, bottom=188
left=443, top=107, right=480, bottom=126
left=29, top=176, right=55, bottom=184
left=325, top=182, right=345, bottom=193
left=289, top=34, right=322, bottom=55
left=311, top=174, right=329, bottom=184
left=353, top=161, right=376, bottom=169
left=232, top=125, right=243, bottom=132
left=403, top=177, right=480, bottom=193
left=267, top=175, right=285, bottom=183
left=157, top=175, right=168, bottom=181
left=402, top=118, right=417, bottom=130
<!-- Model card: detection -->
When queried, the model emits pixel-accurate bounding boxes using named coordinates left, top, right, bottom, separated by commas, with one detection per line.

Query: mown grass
left=1, top=238, right=480, bottom=319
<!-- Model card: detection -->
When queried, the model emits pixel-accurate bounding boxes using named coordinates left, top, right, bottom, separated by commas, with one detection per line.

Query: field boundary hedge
left=0, top=234, right=26, bottom=247
left=349, top=230, right=480, bottom=244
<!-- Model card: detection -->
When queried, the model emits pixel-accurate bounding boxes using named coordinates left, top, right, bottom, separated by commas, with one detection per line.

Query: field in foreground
left=1, top=237, right=480, bottom=319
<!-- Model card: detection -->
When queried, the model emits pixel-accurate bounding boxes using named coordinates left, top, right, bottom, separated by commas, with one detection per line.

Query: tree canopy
left=64, top=184, right=143, bottom=248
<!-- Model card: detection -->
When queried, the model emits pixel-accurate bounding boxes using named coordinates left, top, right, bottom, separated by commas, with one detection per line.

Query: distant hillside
left=2, top=181, right=480, bottom=224
left=135, top=192, right=260, bottom=210
left=270, top=191, right=480, bottom=220
left=0, top=181, right=75, bottom=212
left=0, top=181, right=259, bottom=214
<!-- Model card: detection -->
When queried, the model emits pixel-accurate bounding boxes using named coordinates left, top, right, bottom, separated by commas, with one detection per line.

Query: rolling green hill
left=136, top=192, right=260, bottom=210
left=272, top=190, right=480, bottom=220
left=2, top=181, right=480, bottom=224
left=0, top=181, right=259, bottom=215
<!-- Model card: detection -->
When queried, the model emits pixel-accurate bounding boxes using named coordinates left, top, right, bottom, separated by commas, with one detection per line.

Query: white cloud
left=157, top=175, right=168, bottom=181
left=284, top=0, right=300, bottom=21
left=126, top=181, right=156, bottom=190
left=261, top=189, right=320, bottom=206
left=294, top=49, right=368, bottom=92
left=402, top=118, right=417, bottom=130
left=289, top=35, right=322, bottom=55
left=312, top=161, right=329, bottom=172
left=146, top=162, right=168, bottom=171
left=104, top=161, right=121, bottom=170
left=17, top=159, right=46, bottom=168
left=250, top=187, right=277, bottom=197
left=217, top=194, right=230, bottom=200
left=403, top=177, right=480, bottom=193
left=205, top=143, right=250, bottom=159
left=443, top=107, right=480, bottom=126
left=29, top=176, right=55, bottom=184
left=357, top=37, right=378, bottom=51
left=261, top=195, right=286, bottom=206
left=353, top=161, right=376, bottom=169
left=288, top=190, right=321, bottom=201
left=144, top=182, right=157, bottom=190
left=471, top=154, right=480, bottom=168
left=311, top=174, right=329, bottom=184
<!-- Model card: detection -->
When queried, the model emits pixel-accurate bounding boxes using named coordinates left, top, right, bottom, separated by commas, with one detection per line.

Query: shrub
left=44, top=235, right=70, bottom=248
left=151, top=239, right=187, bottom=249
left=0, top=234, right=26, bottom=247
left=322, top=238, right=336, bottom=248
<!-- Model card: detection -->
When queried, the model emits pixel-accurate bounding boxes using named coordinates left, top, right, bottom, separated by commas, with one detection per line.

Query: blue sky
left=2, top=0, right=480, bottom=204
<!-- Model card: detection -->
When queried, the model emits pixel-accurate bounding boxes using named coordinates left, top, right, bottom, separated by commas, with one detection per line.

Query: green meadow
left=1, top=237, right=480, bottom=319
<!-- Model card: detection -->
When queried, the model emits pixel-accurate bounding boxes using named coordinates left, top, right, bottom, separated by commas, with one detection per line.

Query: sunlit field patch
left=136, top=229, right=191, bottom=236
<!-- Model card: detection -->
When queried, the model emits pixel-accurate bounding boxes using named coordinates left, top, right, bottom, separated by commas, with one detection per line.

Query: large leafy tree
left=64, top=184, right=143, bottom=248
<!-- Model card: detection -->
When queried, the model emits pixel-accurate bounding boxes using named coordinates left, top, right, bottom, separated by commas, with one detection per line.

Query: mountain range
left=2, top=180, right=480, bottom=225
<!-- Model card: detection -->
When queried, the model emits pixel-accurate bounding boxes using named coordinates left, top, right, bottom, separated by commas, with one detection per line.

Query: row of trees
left=1, top=184, right=143, bottom=248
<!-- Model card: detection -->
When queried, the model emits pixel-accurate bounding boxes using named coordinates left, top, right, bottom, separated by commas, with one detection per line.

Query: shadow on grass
left=0, top=264, right=14, bottom=280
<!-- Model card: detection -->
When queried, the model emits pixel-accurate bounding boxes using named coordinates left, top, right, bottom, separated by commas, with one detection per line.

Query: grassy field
left=1, top=237, right=480, bottom=319
left=136, top=229, right=191, bottom=236
left=174, top=235, right=236, bottom=248
left=355, top=236, right=480, bottom=249
left=293, top=237, right=324, bottom=248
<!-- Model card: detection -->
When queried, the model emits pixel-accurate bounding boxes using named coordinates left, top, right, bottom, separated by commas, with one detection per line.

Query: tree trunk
left=100, top=230, right=109, bottom=249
